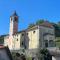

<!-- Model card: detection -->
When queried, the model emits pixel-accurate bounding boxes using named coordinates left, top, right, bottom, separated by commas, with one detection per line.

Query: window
left=27, top=33, right=28, bottom=35
left=14, top=17, right=18, bottom=22
left=20, top=40, right=27, bottom=49
left=22, top=34, right=24, bottom=36
left=33, top=31, right=35, bottom=34
left=49, top=40, right=54, bottom=47
left=22, top=42, right=23, bottom=45
left=44, top=40, right=48, bottom=47
left=11, top=18, right=12, bottom=21
left=17, top=39, right=18, bottom=41
left=20, top=41, right=24, bottom=47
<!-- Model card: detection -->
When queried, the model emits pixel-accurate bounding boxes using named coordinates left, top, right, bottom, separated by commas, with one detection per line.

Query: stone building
left=0, top=11, right=55, bottom=58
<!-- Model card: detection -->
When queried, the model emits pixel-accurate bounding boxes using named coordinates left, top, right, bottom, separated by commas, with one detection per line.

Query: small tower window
left=14, top=17, right=18, bottom=22
left=10, top=17, right=12, bottom=22
left=11, top=18, right=12, bottom=21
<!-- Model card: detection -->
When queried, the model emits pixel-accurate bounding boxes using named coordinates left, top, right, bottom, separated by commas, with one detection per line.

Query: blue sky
left=0, top=0, right=60, bottom=35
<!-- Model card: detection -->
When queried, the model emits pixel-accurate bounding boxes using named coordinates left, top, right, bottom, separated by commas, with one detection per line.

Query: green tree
left=28, top=19, right=46, bottom=28
left=52, top=23, right=60, bottom=37
left=55, top=37, right=60, bottom=47
left=36, top=19, right=44, bottom=25
left=57, top=22, right=60, bottom=27
left=28, top=23, right=35, bottom=28
left=38, top=48, right=51, bottom=60
left=0, top=35, right=4, bottom=45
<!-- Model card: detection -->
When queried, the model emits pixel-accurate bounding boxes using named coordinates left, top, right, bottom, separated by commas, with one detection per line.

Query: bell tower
left=9, top=11, right=18, bottom=36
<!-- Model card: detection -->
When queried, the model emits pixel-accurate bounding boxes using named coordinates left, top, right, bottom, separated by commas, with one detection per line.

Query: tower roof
left=11, top=11, right=18, bottom=16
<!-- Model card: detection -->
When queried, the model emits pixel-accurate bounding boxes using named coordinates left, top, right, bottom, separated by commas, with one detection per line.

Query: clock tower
left=9, top=11, right=18, bottom=36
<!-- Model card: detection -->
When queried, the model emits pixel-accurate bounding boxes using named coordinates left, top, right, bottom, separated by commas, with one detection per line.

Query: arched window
left=44, top=40, right=48, bottom=47
left=49, top=40, right=54, bottom=47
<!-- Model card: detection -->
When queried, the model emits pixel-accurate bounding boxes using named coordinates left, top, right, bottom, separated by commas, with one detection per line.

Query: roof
left=11, top=11, right=18, bottom=17
left=0, top=34, right=9, bottom=37
left=0, top=21, right=54, bottom=36
left=39, top=21, right=54, bottom=28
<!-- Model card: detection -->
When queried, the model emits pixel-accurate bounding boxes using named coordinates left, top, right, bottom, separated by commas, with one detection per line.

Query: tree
left=38, top=48, right=51, bottom=60
left=28, top=19, right=45, bottom=28
left=0, top=35, right=4, bottom=45
left=57, top=22, right=60, bottom=28
left=52, top=23, right=60, bottom=37
left=28, top=20, right=60, bottom=37
left=36, top=19, right=44, bottom=25
left=28, top=23, right=35, bottom=28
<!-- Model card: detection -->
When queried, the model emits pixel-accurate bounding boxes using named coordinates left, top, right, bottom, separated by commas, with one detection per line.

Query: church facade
left=3, top=11, right=55, bottom=57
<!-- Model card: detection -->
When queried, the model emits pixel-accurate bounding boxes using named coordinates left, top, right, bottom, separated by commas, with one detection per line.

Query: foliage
left=28, top=19, right=45, bottom=28
left=36, top=19, right=44, bottom=25
left=55, top=37, right=60, bottom=42
left=51, top=23, right=60, bottom=37
left=40, top=48, right=49, bottom=55
left=28, top=23, right=35, bottom=28
left=26, top=57, right=32, bottom=60
left=11, top=52, right=26, bottom=60
left=55, top=37, right=60, bottom=47
left=56, top=42, right=60, bottom=47
left=28, top=19, right=60, bottom=37
left=11, top=52, right=17, bottom=60
left=57, top=21, right=60, bottom=28
left=38, top=48, right=51, bottom=60
left=0, top=36, right=4, bottom=44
